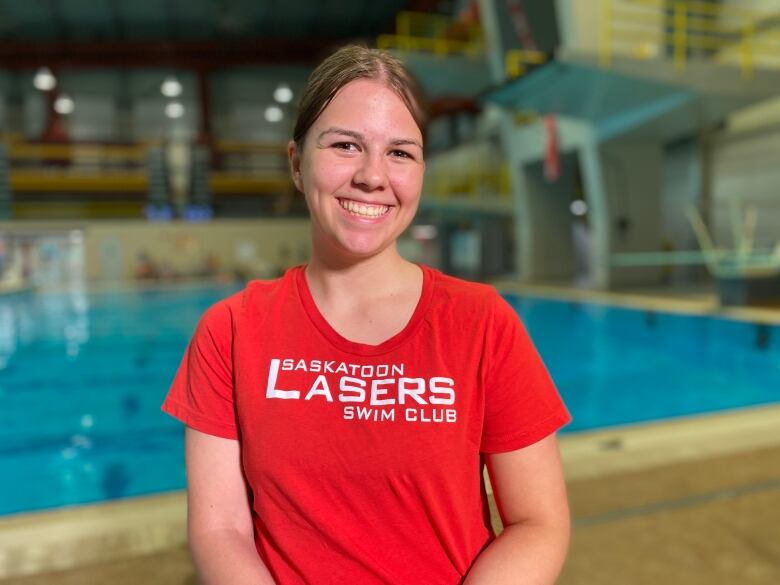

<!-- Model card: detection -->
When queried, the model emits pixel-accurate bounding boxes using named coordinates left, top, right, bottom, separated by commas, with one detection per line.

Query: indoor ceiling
left=0, top=0, right=441, bottom=68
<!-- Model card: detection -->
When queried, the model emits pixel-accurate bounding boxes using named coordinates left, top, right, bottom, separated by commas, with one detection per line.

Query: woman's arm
left=464, top=434, right=570, bottom=585
left=186, top=427, right=276, bottom=584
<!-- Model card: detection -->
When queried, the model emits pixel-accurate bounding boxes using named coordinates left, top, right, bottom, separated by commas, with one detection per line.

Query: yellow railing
left=426, top=164, right=511, bottom=202
left=9, top=171, right=148, bottom=193
left=6, top=141, right=150, bottom=162
left=210, top=141, right=291, bottom=195
left=505, top=49, right=548, bottom=78
left=213, top=141, right=289, bottom=154
left=377, top=11, right=483, bottom=57
left=396, top=11, right=476, bottom=38
left=377, top=10, right=546, bottom=80
left=2, top=136, right=151, bottom=193
left=599, top=0, right=780, bottom=79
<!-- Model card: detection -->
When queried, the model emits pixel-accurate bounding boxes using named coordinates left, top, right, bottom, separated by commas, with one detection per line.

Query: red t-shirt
left=162, top=264, right=570, bottom=584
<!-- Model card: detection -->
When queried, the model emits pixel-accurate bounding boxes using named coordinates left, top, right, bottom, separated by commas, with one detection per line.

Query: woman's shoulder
left=425, top=265, right=502, bottom=306
left=201, top=268, right=298, bottom=327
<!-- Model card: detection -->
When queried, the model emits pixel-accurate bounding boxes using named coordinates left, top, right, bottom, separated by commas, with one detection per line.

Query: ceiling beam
left=0, top=38, right=345, bottom=69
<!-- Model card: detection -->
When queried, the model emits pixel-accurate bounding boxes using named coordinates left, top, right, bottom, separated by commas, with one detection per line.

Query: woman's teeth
left=338, top=198, right=390, bottom=218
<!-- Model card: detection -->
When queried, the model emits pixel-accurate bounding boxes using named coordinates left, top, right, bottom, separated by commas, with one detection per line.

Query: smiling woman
left=162, top=45, right=571, bottom=585
left=287, top=46, right=426, bottom=265
left=289, top=78, right=425, bottom=261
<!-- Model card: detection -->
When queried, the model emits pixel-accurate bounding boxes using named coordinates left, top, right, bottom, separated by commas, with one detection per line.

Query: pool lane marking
left=572, top=477, right=780, bottom=528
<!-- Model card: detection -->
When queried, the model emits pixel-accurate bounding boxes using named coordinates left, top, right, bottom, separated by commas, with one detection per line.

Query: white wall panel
left=711, top=127, right=780, bottom=251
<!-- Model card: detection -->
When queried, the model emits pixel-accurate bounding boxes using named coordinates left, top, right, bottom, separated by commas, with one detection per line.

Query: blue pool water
left=0, top=285, right=778, bottom=516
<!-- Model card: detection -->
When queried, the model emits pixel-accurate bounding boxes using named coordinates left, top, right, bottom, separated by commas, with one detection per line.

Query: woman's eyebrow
left=317, top=127, right=422, bottom=149
left=390, top=138, right=423, bottom=149
left=317, top=127, right=363, bottom=142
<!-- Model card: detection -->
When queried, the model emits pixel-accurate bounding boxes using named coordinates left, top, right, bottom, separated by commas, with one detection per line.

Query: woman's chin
left=333, top=234, right=395, bottom=259
left=312, top=223, right=401, bottom=261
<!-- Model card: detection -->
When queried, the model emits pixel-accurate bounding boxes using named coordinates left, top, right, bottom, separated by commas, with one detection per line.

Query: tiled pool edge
left=491, top=279, right=780, bottom=325
left=484, top=404, right=780, bottom=492
left=0, top=492, right=186, bottom=579
left=557, top=403, right=780, bottom=481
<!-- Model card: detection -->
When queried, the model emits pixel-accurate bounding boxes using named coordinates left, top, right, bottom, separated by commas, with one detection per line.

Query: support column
left=116, top=71, right=133, bottom=141
left=499, top=114, right=614, bottom=287
left=196, top=68, right=212, bottom=145
left=476, top=0, right=509, bottom=84
left=0, top=143, right=11, bottom=220
left=498, top=108, right=532, bottom=280
left=145, top=145, right=172, bottom=220
left=578, top=132, right=611, bottom=288
left=41, top=88, right=68, bottom=142
left=5, top=73, right=25, bottom=137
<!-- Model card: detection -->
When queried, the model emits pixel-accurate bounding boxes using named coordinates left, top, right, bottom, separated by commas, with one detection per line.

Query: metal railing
left=505, top=49, right=548, bottom=78
left=600, top=0, right=780, bottom=79
left=377, top=11, right=546, bottom=78
left=425, top=164, right=512, bottom=204
left=377, top=11, right=484, bottom=57
left=3, top=136, right=150, bottom=194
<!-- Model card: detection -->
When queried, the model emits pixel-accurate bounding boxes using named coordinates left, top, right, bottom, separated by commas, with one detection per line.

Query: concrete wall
left=709, top=127, right=780, bottom=251
left=555, top=0, right=664, bottom=58
left=727, top=95, right=780, bottom=133
left=601, top=141, right=663, bottom=286
left=555, top=0, right=601, bottom=54
left=0, top=219, right=312, bottom=283
left=85, top=219, right=311, bottom=282
left=720, top=0, right=779, bottom=15
left=499, top=116, right=612, bottom=286
left=702, top=96, right=780, bottom=252
left=520, top=155, right=576, bottom=282
left=661, top=139, right=701, bottom=253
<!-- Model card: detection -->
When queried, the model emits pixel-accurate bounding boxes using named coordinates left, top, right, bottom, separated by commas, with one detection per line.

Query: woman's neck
left=305, top=247, right=419, bottom=303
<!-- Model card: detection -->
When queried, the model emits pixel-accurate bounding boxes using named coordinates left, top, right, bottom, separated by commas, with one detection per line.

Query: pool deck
left=1, top=284, right=778, bottom=584
left=1, top=404, right=778, bottom=585
left=492, top=279, right=780, bottom=324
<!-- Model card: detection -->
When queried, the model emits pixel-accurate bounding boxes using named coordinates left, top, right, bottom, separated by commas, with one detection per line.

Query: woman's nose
left=353, top=153, right=388, bottom=191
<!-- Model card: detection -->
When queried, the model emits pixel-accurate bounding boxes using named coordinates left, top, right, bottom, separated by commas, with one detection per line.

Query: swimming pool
left=0, top=284, right=777, bottom=515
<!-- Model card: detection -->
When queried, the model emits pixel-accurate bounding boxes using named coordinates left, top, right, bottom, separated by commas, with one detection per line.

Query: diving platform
left=484, top=49, right=780, bottom=142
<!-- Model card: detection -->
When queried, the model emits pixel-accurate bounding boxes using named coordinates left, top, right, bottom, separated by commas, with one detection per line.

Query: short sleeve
left=161, top=300, right=238, bottom=440
left=480, top=292, right=571, bottom=453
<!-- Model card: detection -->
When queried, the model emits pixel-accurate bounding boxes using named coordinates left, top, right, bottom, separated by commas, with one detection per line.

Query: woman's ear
left=287, top=140, right=303, bottom=193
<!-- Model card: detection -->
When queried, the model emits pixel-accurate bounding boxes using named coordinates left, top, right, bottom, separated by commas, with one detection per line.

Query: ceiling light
left=165, top=102, right=185, bottom=119
left=54, top=94, right=75, bottom=115
left=264, top=105, right=284, bottom=123
left=161, top=76, right=183, bottom=98
left=273, top=84, right=293, bottom=104
left=570, top=200, right=588, bottom=216
left=33, top=67, right=56, bottom=91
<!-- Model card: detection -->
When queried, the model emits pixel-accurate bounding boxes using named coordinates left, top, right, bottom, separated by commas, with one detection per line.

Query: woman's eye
left=333, top=142, right=358, bottom=151
left=391, top=150, right=413, bottom=159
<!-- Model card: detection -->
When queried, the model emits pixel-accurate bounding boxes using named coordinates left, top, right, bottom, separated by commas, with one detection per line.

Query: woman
left=163, top=45, right=571, bottom=584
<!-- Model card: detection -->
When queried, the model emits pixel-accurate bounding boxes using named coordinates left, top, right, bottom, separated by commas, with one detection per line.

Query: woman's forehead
left=314, top=79, right=422, bottom=139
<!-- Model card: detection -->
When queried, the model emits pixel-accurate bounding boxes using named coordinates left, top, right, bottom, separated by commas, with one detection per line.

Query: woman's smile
left=336, top=197, right=393, bottom=221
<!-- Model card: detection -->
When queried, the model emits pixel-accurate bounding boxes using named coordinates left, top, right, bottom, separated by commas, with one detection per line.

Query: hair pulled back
left=293, top=45, right=427, bottom=149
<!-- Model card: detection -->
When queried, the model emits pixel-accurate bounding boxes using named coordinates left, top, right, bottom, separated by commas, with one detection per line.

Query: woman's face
left=289, top=78, right=424, bottom=261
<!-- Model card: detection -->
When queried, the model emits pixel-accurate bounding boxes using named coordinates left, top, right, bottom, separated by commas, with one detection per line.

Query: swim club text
left=265, top=358, right=457, bottom=424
